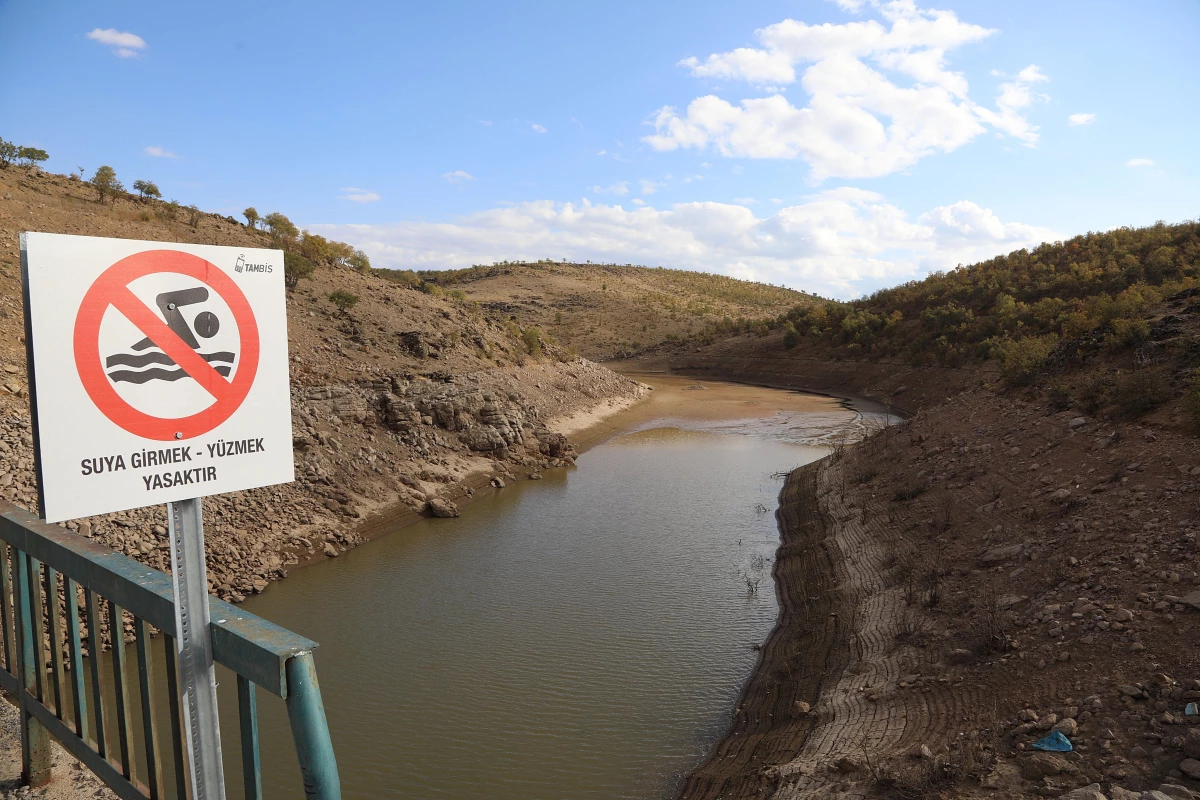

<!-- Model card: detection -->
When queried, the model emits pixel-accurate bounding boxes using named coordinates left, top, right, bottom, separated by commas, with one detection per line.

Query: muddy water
left=235, top=379, right=870, bottom=799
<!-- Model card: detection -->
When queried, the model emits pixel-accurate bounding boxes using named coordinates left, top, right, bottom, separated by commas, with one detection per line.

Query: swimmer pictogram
left=103, top=287, right=236, bottom=384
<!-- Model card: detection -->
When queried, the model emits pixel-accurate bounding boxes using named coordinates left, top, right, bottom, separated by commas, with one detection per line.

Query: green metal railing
left=0, top=499, right=341, bottom=799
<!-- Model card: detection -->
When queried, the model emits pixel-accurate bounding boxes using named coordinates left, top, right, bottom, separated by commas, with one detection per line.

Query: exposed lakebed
left=236, top=377, right=873, bottom=799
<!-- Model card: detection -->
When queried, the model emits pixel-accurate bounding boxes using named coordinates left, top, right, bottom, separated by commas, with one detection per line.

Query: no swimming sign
left=21, top=233, right=294, bottom=522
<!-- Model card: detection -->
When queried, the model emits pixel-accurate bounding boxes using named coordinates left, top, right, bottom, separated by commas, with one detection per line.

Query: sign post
left=20, top=233, right=293, bottom=800
left=168, top=497, right=225, bottom=799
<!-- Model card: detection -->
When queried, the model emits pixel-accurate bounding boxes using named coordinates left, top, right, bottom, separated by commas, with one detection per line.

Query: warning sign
left=21, top=233, right=294, bottom=522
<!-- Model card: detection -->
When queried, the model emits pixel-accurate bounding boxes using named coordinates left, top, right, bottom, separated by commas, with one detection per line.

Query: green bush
left=328, top=289, right=359, bottom=313
left=1113, top=367, right=1171, bottom=417
left=1076, top=373, right=1112, bottom=414
left=1105, top=317, right=1150, bottom=351
left=284, top=252, right=314, bottom=288
left=521, top=327, right=543, bottom=358
left=782, top=322, right=801, bottom=349
left=994, top=334, right=1058, bottom=386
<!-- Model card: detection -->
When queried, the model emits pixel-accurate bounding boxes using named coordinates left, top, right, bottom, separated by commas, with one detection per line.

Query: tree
left=132, top=179, right=161, bottom=200
left=16, top=147, right=48, bottom=168
left=299, top=231, right=332, bottom=265
left=186, top=204, right=202, bottom=228
left=0, top=139, right=17, bottom=167
left=283, top=252, right=314, bottom=288
left=346, top=249, right=371, bottom=273
left=263, top=212, right=298, bottom=244
left=328, top=289, right=359, bottom=314
left=243, top=207, right=261, bottom=229
left=91, top=165, right=123, bottom=203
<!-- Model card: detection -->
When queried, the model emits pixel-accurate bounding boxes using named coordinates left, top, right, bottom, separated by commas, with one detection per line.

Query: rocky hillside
left=409, top=260, right=811, bottom=361
left=0, top=166, right=646, bottom=601
left=646, top=223, right=1200, bottom=799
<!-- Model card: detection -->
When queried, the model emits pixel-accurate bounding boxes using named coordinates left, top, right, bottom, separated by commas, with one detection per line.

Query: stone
left=427, top=498, right=459, bottom=518
left=1180, top=759, right=1200, bottom=780
left=1178, top=591, right=1200, bottom=611
left=946, top=648, right=974, bottom=665
left=1113, top=608, right=1135, bottom=622
left=1182, top=728, right=1200, bottom=759
left=1069, top=417, right=1090, bottom=429
left=1053, top=718, right=1079, bottom=737
left=1108, top=789, right=1140, bottom=800
left=323, top=543, right=339, bottom=558
left=1144, top=792, right=1177, bottom=800
left=1154, top=786, right=1200, bottom=800
left=792, top=701, right=810, bottom=716
left=1061, top=785, right=1106, bottom=800
left=1021, top=753, right=1067, bottom=780
left=1051, top=488, right=1072, bottom=501
left=981, top=543, right=1024, bottom=564
left=1119, top=685, right=1144, bottom=698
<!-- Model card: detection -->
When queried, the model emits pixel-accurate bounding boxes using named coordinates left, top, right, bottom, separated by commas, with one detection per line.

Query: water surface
left=238, top=381, right=860, bottom=799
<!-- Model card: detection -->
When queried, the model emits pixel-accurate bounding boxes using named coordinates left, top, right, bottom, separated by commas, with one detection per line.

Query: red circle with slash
left=73, top=250, right=260, bottom=441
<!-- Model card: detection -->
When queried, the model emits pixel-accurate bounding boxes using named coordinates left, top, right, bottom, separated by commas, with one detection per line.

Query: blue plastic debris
left=1032, top=731, right=1073, bottom=752
left=1186, top=702, right=1198, bottom=716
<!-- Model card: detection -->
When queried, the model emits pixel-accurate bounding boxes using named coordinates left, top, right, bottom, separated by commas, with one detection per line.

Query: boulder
left=1021, top=753, right=1067, bottom=780
left=1061, top=785, right=1106, bottom=800
left=427, top=498, right=459, bottom=518
left=981, top=543, right=1024, bottom=564
left=1180, top=759, right=1200, bottom=780
left=1182, top=728, right=1200, bottom=759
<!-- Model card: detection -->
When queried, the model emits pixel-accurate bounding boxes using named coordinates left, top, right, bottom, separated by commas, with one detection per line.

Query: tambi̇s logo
left=234, top=254, right=273, bottom=274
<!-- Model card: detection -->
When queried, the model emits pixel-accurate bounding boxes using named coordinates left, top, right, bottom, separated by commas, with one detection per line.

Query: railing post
left=15, top=553, right=51, bottom=786
left=284, top=652, right=340, bottom=800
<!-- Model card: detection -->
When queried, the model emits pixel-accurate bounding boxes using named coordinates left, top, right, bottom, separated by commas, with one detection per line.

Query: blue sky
left=2, top=0, right=1197, bottom=297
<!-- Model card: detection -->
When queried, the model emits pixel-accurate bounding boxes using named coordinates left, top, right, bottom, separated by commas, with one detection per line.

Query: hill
left=0, top=165, right=645, bottom=602
left=402, top=260, right=812, bottom=361
left=649, top=220, right=1200, bottom=799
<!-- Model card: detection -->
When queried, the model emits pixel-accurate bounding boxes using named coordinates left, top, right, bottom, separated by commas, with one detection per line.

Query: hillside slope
left=410, top=260, right=811, bottom=361
left=0, top=166, right=646, bottom=601
left=646, top=221, right=1200, bottom=799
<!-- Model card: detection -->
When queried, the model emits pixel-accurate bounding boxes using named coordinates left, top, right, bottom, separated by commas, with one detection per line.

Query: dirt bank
left=668, top=353, right=1200, bottom=799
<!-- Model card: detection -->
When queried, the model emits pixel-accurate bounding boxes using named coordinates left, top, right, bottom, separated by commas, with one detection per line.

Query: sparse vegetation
left=328, top=289, right=359, bottom=314
left=132, top=179, right=161, bottom=201
left=91, top=165, right=123, bottom=204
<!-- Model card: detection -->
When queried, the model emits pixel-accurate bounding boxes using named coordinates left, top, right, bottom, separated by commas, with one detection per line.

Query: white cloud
left=1068, top=112, right=1095, bottom=126
left=640, top=179, right=660, bottom=195
left=590, top=182, right=629, bottom=196
left=734, top=197, right=758, bottom=205
left=442, top=170, right=475, bottom=183
left=86, top=28, right=147, bottom=58
left=1126, top=158, right=1155, bottom=168
left=597, top=150, right=607, bottom=156
left=143, top=146, right=177, bottom=159
left=648, top=3, right=1050, bottom=179
left=310, top=190, right=1055, bottom=298
left=338, top=188, right=381, bottom=203
left=631, top=198, right=646, bottom=206
left=531, top=123, right=547, bottom=133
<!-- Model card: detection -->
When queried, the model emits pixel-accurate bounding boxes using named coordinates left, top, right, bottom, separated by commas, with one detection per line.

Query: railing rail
left=0, top=499, right=341, bottom=799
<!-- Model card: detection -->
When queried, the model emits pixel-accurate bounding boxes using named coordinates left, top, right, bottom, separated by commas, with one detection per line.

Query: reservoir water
left=235, top=377, right=867, bottom=799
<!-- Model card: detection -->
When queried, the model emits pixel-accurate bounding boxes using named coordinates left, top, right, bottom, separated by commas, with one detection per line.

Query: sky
left=1, top=0, right=1197, bottom=298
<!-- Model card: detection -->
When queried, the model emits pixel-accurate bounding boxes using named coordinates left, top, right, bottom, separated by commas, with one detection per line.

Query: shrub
left=782, top=322, right=801, bottom=349
left=186, top=204, right=202, bottom=228
left=521, top=327, right=543, bottom=358
left=994, top=334, right=1058, bottom=386
left=328, top=289, right=359, bottom=313
left=1113, top=366, right=1171, bottom=417
left=0, top=138, right=16, bottom=166
left=283, top=252, right=314, bottom=288
left=1105, top=317, right=1150, bottom=351
left=1076, top=373, right=1112, bottom=414
left=1046, top=383, right=1072, bottom=411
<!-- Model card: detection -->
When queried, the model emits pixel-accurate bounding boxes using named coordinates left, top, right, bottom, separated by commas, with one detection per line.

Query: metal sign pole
left=167, top=497, right=227, bottom=800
